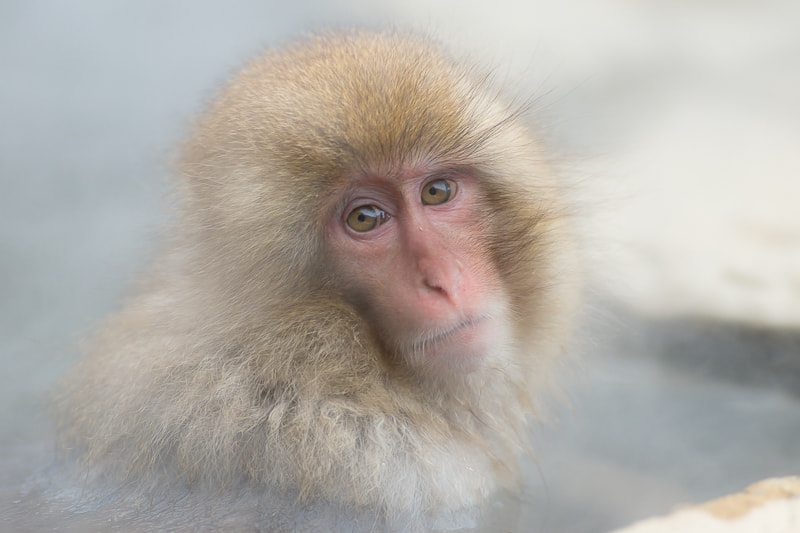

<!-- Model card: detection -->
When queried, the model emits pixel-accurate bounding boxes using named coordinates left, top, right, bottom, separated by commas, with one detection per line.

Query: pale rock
left=612, top=477, right=800, bottom=533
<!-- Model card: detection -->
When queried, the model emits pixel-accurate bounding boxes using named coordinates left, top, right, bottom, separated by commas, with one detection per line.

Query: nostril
left=424, top=278, right=446, bottom=294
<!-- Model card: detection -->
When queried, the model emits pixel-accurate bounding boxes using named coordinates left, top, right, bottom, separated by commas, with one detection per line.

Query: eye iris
left=421, top=179, right=454, bottom=205
left=347, top=206, right=385, bottom=232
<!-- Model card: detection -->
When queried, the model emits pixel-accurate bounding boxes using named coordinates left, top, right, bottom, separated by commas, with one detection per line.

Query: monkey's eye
left=346, top=205, right=387, bottom=232
left=421, top=178, right=457, bottom=206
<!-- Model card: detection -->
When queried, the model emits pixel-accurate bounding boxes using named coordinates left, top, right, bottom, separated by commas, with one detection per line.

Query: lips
left=423, top=315, right=486, bottom=347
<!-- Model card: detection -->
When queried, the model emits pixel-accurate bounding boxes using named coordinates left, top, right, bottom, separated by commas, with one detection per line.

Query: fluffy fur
left=57, top=31, right=578, bottom=524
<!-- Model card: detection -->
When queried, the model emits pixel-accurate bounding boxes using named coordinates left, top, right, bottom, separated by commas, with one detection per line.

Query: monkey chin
left=402, top=305, right=512, bottom=376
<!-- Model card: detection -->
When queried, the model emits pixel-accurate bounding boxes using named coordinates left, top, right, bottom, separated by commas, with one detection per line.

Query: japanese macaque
left=56, top=31, right=579, bottom=527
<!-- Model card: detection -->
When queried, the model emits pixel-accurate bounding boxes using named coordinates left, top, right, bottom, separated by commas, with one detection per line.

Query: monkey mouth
left=422, top=315, right=488, bottom=347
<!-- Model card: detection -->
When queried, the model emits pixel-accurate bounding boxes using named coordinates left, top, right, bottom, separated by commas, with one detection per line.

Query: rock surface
left=612, top=477, right=800, bottom=533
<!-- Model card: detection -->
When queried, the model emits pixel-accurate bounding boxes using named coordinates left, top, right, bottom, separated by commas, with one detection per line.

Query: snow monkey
left=57, top=30, right=579, bottom=528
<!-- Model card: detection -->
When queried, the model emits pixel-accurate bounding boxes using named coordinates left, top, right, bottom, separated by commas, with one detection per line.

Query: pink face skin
left=326, top=167, right=509, bottom=374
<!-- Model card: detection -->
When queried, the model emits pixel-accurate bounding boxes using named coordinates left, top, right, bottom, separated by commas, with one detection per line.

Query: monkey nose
left=419, top=258, right=463, bottom=303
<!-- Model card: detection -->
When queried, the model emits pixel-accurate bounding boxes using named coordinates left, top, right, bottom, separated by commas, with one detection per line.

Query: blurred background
left=1, top=1, right=798, bottom=531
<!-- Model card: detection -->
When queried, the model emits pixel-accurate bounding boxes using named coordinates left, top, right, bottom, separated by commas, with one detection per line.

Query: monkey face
left=326, top=164, right=511, bottom=375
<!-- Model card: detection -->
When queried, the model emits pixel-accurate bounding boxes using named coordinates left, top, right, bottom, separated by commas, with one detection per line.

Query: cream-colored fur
left=56, top=31, right=578, bottom=526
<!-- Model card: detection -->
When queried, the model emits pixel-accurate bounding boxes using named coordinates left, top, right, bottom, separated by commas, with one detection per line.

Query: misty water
left=2, top=2, right=799, bottom=531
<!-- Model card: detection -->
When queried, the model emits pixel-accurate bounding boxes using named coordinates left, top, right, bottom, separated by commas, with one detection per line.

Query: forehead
left=185, top=32, right=519, bottom=219
left=228, top=34, right=495, bottom=177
